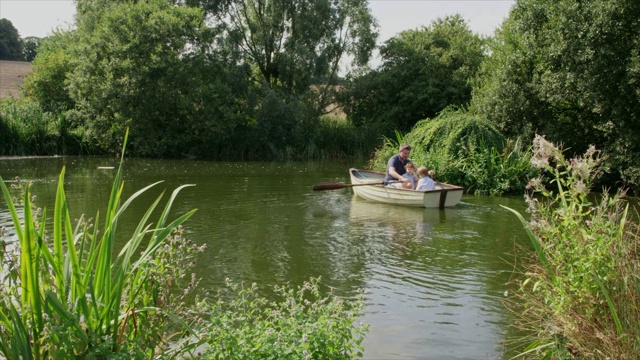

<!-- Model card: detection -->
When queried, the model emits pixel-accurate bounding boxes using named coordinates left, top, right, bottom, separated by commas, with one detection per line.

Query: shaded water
left=0, top=156, right=529, bottom=359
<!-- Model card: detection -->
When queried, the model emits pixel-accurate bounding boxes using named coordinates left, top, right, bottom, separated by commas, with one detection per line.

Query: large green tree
left=65, top=0, right=250, bottom=157
left=472, top=0, right=640, bottom=186
left=214, top=0, right=378, bottom=112
left=0, top=18, right=23, bottom=60
left=339, top=15, right=485, bottom=132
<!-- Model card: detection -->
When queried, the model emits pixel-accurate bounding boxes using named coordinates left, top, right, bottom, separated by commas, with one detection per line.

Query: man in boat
left=384, top=143, right=412, bottom=186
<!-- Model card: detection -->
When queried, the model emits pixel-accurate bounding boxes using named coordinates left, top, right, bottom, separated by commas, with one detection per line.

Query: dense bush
left=22, top=31, right=77, bottom=112
left=504, top=135, right=640, bottom=358
left=0, top=98, right=85, bottom=155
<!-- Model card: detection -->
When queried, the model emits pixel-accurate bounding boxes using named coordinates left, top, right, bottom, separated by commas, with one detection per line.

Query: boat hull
left=349, top=168, right=464, bottom=208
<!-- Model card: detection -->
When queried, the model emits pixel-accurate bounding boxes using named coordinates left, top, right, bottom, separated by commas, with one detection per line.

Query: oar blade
left=312, top=182, right=348, bottom=191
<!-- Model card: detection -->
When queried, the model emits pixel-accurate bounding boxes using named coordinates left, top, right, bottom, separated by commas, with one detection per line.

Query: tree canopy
left=217, top=0, right=378, bottom=111
left=0, top=18, right=24, bottom=60
left=64, top=0, right=250, bottom=157
left=339, top=15, right=485, bottom=132
left=472, top=0, right=640, bottom=185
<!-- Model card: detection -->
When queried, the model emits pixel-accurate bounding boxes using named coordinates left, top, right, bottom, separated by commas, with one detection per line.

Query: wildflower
left=571, top=158, right=590, bottom=179
left=574, top=180, right=587, bottom=194
left=526, top=177, right=542, bottom=190
left=530, top=155, right=549, bottom=169
left=585, top=220, right=592, bottom=226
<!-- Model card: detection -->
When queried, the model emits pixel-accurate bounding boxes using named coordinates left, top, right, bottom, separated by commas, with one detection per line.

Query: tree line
left=1, top=0, right=638, bottom=189
left=0, top=18, right=40, bottom=61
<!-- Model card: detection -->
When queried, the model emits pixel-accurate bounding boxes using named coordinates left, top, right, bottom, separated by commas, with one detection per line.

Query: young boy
left=401, top=163, right=419, bottom=189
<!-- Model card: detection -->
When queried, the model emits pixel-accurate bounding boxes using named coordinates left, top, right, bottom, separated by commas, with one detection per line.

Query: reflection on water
left=1, top=156, right=530, bottom=359
left=344, top=196, right=519, bottom=359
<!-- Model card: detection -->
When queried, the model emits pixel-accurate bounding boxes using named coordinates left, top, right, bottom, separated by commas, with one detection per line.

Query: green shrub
left=201, top=278, right=368, bottom=359
left=503, top=135, right=640, bottom=358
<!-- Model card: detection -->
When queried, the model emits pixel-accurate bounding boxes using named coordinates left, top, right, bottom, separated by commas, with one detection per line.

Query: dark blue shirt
left=384, top=154, right=411, bottom=183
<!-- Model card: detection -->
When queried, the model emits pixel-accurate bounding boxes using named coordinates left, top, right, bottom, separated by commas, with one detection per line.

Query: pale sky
left=2, top=0, right=515, bottom=39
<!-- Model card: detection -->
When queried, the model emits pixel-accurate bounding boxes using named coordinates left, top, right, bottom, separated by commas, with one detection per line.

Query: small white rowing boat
left=349, top=168, right=464, bottom=208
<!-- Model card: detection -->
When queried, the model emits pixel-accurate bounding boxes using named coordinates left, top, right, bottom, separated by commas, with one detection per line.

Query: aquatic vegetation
left=0, top=129, right=201, bottom=358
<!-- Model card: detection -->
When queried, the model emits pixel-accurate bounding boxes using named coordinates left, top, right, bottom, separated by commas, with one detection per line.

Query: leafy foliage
left=22, top=31, right=77, bottom=112
left=471, top=0, right=640, bottom=188
left=9, top=0, right=385, bottom=160
left=65, top=0, right=251, bottom=157
left=503, top=135, right=640, bottom=358
left=21, top=37, right=40, bottom=62
left=201, top=278, right=368, bottom=359
left=217, top=0, right=378, bottom=112
left=339, top=15, right=485, bottom=132
left=0, top=98, right=84, bottom=155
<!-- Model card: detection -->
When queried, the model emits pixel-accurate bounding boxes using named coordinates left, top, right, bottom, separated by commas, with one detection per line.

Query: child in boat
left=401, top=163, right=419, bottom=189
left=416, top=167, right=435, bottom=190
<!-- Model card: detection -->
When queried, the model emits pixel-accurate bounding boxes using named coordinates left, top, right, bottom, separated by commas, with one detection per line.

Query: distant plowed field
left=0, top=60, right=32, bottom=99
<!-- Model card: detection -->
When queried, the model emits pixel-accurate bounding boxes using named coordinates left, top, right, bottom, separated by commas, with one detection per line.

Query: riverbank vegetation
left=0, top=132, right=367, bottom=359
left=504, top=136, right=640, bottom=358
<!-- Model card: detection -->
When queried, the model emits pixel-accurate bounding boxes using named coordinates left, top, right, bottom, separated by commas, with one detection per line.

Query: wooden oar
left=312, top=180, right=398, bottom=191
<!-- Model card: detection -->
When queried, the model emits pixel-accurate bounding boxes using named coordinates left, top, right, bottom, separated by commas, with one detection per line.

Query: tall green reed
left=0, top=129, right=199, bottom=358
left=503, top=135, right=640, bottom=358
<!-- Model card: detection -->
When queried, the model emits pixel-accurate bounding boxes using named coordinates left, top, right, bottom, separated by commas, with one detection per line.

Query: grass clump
left=503, top=135, right=640, bottom=358
left=0, top=98, right=86, bottom=155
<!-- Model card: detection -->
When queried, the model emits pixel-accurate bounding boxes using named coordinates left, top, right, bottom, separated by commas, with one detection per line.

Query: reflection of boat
left=349, top=195, right=459, bottom=224
left=349, top=168, right=464, bottom=208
